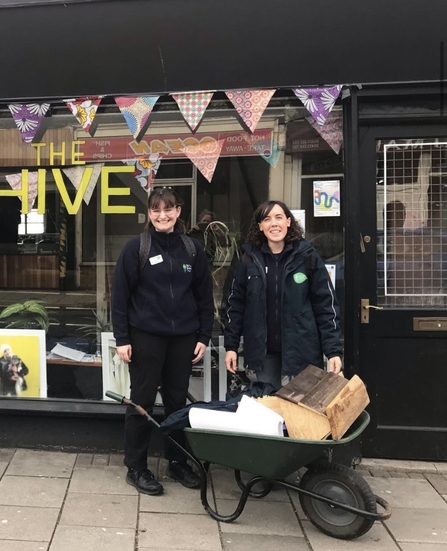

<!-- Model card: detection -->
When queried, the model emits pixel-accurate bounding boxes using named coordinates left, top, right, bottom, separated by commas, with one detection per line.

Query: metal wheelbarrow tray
left=106, top=391, right=391, bottom=540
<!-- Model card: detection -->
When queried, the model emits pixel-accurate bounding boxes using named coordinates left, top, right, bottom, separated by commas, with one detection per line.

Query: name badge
left=149, top=254, right=163, bottom=265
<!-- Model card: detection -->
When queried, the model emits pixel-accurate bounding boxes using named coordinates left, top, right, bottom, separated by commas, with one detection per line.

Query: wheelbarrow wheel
left=299, top=463, right=376, bottom=540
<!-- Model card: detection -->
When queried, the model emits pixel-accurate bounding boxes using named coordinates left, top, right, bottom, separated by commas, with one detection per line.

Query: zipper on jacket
left=250, top=252, right=268, bottom=356
left=275, top=258, right=280, bottom=350
left=166, top=235, right=176, bottom=333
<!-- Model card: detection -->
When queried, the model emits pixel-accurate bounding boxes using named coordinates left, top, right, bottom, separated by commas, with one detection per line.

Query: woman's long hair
left=246, top=200, right=304, bottom=248
left=145, top=187, right=186, bottom=233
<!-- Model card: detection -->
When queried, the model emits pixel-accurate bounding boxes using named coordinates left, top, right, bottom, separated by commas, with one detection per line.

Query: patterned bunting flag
left=5, top=171, right=38, bottom=212
left=180, top=138, right=225, bottom=183
left=225, top=90, right=275, bottom=133
left=64, top=97, right=103, bottom=135
left=8, top=103, right=50, bottom=144
left=171, top=92, right=213, bottom=131
left=306, top=111, right=343, bottom=154
left=62, top=163, right=104, bottom=205
left=292, top=85, right=342, bottom=126
left=124, top=154, right=162, bottom=191
left=114, top=96, right=160, bottom=140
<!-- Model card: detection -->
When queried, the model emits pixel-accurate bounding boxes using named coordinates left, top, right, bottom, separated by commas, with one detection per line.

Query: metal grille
left=377, top=140, right=447, bottom=307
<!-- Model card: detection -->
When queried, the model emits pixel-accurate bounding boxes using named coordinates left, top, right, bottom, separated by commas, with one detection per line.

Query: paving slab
left=49, top=525, right=135, bottom=551
left=302, top=520, right=400, bottom=550
left=59, top=493, right=138, bottom=528
left=6, top=450, right=76, bottom=478
left=0, top=449, right=16, bottom=462
left=221, top=532, right=309, bottom=551
left=0, top=475, right=68, bottom=508
left=138, top=512, right=221, bottom=550
left=211, top=467, right=289, bottom=502
left=424, top=474, right=447, bottom=494
left=365, top=476, right=447, bottom=509
left=69, top=466, right=136, bottom=495
left=109, top=454, right=124, bottom=467
left=0, top=463, right=7, bottom=479
left=361, top=459, right=438, bottom=474
left=215, top=498, right=303, bottom=536
left=139, top=481, right=211, bottom=514
left=434, top=463, right=447, bottom=475
left=385, top=508, right=447, bottom=544
left=400, top=544, right=447, bottom=551
left=0, top=542, right=49, bottom=551
left=0, top=505, right=59, bottom=542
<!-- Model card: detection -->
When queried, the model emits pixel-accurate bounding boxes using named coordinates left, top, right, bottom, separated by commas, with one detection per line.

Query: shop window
left=18, top=209, right=45, bottom=235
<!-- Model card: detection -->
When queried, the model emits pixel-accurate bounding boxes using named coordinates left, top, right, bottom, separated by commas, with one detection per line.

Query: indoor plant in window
left=0, top=300, right=50, bottom=333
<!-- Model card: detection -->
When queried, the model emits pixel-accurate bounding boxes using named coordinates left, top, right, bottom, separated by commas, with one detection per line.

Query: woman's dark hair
left=146, top=187, right=186, bottom=232
left=246, top=200, right=304, bottom=247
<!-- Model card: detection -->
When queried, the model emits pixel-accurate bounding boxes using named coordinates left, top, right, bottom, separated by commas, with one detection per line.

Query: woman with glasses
left=111, top=188, right=213, bottom=496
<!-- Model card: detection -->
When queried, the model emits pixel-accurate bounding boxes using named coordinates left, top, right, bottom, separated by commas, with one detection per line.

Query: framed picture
left=0, top=329, right=47, bottom=398
left=101, top=332, right=131, bottom=401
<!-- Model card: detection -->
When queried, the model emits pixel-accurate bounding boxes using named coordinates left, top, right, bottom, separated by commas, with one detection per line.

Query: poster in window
left=0, top=330, right=47, bottom=398
left=313, top=180, right=341, bottom=217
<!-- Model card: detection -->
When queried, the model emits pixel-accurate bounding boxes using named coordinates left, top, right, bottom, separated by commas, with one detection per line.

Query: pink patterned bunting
left=124, top=155, right=162, bottom=191
left=171, top=92, right=213, bottom=131
left=292, top=85, right=342, bottom=126
left=225, top=90, right=275, bottom=133
left=306, top=111, right=343, bottom=154
left=6, top=171, right=38, bottom=211
left=180, top=138, right=225, bottom=183
left=64, top=97, right=103, bottom=135
left=8, top=103, right=50, bottom=144
left=114, top=96, right=160, bottom=140
left=62, top=164, right=104, bottom=205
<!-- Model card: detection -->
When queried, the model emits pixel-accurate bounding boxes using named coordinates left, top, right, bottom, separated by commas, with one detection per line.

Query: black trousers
left=124, top=327, right=197, bottom=470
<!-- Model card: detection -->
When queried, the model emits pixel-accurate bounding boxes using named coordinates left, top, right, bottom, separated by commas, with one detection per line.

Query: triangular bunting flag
left=306, top=111, right=343, bottom=154
left=225, top=90, right=275, bottom=133
left=6, top=171, right=38, bottom=212
left=124, top=155, right=162, bottom=191
left=180, top=138, right=225, bottom=183
left=292, top=85, right=342, bottom=126
left=171, top=92, right=213, bottom=131
left=64, top=97, right=103, bottom=135
left=114, top=96, right=160, bottom=140
left=62, top=163, right=104, bottom=205
left=8, top=103, right=50, bottom=144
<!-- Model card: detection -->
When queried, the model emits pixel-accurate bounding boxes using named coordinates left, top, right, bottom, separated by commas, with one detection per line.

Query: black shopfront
left=0, top=0, right=446, bottom=461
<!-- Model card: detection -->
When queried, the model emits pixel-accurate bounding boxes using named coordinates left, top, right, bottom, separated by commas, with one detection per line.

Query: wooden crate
left=255, top=365, right=370, bottom=441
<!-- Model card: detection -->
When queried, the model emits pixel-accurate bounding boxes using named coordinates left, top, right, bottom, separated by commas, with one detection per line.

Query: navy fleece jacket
left=111, top=227, right=214, bottom=347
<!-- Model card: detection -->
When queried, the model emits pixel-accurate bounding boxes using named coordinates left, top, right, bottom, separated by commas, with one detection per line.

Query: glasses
left=149, top=207, right=177, bottom=215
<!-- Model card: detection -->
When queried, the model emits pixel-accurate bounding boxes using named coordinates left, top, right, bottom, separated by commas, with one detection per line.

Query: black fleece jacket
left=111, top=227, right=214, bottom=347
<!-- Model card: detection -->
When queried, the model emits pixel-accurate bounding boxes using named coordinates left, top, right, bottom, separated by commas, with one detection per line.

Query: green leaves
left=0, top=300, right=50, bottom=333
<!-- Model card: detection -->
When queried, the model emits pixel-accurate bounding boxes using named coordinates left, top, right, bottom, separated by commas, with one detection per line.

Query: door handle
left=361, top=299, right=383, bottom=323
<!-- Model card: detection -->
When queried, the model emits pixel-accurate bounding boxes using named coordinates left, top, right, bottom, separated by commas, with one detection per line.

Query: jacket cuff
left=115, top=337, right=130, bottom=347
left=225, top=346, right=238, bottom=353
left=197, top=335, right=210, bottom=346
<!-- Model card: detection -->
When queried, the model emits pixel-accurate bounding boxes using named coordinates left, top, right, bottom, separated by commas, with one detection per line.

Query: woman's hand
left=192, top=342, right=206, bottom=364
left=117, top=344, right=132, bottom=363
left=328, top=356, right=342, bottom=374
left=225, top=351, right=238, bottom=373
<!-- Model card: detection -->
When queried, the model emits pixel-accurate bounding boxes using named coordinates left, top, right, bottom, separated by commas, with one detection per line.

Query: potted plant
left=0, top=300, right=50, bottom=333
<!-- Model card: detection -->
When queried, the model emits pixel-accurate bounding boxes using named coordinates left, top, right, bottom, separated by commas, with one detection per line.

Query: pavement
left=0, top=449, right=447, bottom=551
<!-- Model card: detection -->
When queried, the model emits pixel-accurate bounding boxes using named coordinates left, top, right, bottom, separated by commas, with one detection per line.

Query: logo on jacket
left=293, top=272, right=307, bottom=284
left=183, top=263, right=192, bottom=273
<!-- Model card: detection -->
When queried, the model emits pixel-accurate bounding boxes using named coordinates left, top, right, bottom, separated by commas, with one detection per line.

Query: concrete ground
left=0, top=449, right=447, bottom=551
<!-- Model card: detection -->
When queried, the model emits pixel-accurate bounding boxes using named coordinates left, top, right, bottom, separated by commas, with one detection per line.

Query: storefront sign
left=286, top=121, right=331, bottom=153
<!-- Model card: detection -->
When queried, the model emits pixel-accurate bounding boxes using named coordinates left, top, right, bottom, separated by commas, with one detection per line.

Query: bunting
left=62, top=163, right=104, bottom=205
left=306, top=111, right=343, bottom=154
left=171, top=92, right=213, bottom=131
left=180, top=139, right=225, bottom=183
left=124, top=155, right=162, bottom=191
left=225, top=90, right=275, bottom=132
left=114, top=96, right=160, bottom=140
left=64, top=97, right=103, bottom=135
left=8, top=103, right=50, bottom=144
left=292, top=85, right=342, bottom=126
left=5, top=171, right=38, bottom=212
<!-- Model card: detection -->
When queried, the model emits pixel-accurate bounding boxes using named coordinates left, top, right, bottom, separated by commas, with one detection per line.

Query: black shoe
left=166, top=461, right=201, bottom=489
left=126, top=468, right=163, bottom=495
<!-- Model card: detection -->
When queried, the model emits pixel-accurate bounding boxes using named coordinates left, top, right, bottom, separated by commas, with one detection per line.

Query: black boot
left=126, top=468, right=163, bottom=495
left=166, top=461, right=200, bottom=489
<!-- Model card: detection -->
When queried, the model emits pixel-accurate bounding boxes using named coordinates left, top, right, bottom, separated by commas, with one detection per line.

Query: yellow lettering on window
left=0, top=169, right=29, bottom=213
left=53, top=167, right=93, bottom=215
left=36, top=169, right=47, bottom=214
left=100, top=166, right=135, bottom=214
left=71, top=140, right=85, bottom=165
left=50, top=142, right=66, bottom=165
left=31, top=143, right=46, bottom=166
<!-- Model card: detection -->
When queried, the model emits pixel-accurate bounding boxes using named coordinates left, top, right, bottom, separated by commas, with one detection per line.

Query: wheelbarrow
left=106, top=390, right=391, bottom=540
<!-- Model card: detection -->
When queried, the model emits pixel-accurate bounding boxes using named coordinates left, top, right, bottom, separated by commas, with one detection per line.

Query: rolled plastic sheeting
left=189, top=395, right=285, bottom=437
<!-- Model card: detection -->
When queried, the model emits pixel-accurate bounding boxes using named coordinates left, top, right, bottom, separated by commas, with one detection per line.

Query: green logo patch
left=293, top=272, right=307, bottom=284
